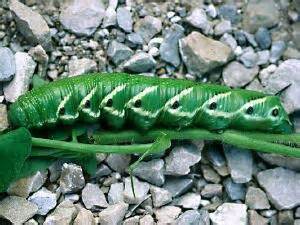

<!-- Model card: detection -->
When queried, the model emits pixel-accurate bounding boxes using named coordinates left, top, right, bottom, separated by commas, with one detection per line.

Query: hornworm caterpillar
left=8, top=73, right=293, bottom=134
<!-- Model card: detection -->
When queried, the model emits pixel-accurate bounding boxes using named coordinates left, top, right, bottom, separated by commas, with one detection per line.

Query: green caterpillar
left=8, top=73, right=293, bottom=134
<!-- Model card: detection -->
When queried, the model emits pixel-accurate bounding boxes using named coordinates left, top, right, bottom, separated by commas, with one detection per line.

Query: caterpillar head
left=235, top=96, right=293, bottom=134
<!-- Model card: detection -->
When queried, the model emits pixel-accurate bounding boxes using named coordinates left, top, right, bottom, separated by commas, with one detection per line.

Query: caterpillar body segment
left=9, top=73, right=293, bottom=134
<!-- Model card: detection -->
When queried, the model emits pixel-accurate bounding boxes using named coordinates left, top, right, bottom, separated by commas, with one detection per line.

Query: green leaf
left=0, top=128, right=32, bottom=192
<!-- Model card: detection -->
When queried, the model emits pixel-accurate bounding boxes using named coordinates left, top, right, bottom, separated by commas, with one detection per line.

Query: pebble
left=9, top=0, right=52, bottom=50
left=220, top=33, right=237, bottom=50
left=176, top=209, right=209, bottom=225
left=98, top=202, right=129, bottom=225
left=0, top=196, right=38, bottom=224
left=269, top=41, right=286, bottom=63
left=140, top=215, right=155, bottom=225
left=106, top=154, right=131, bottom=173
left=175, top=192, right=201, bottom=209
left=165, top=144, right=201, bottom=176
left=209, top=203, right=247, bottom=225
left=24, top=219, right=38, bottom=225
left=214, top=20, right=232, bottom=36
left=239, top=47, right=258, bottom=68
left=243, top=32, right=258, bottom=48
left=258, top=153, right=300, bottom=171
left=257, top=167, right=300, bottom=209
left=59, top=0, right=105, bottom=36
left=134, top=16, right=162, bottom=43
left=292, top=22, right=300, bottom=49
left=108, top=182, right=124, bottom=204
left=224, top=145, right=253, bottom=183
left=132, top=159, right=165, bottom=186
left=205, top=144, right=226, bottom=167
left=154, top=206, right=182, bottom=224
left=68, top=58, right=97, bottom=76
left=163, top=177, right=193, bottom=197
left=219, top=4, right=240, bottom=24
left=150, top=186, right=172, bottom=208
left=8, top=170, right=47, bottom=198
left=74, top=208, right=96, bottom=225
left=201, top=184, right=223, bottom=198
left=179, top=31, right=232, bottom=77
left=278, top=210, right=294, bottom=225
left=95, top=164, right=112, bottom=179
left=223, top=178, right=246, bottom=201
left=59, top=163, right=85, bottom=194
left=248, top=210, right=268, bottom=225
left=3, top=52, right=36, bottom=102
left=107, top=40, right=133, bottom=65
left=201, top=164, right=221, bottom=183
left=28, top=187, right=57, bottom=215
left=102, top=7, right=117, bottom=28
left=123, top=177, right=150, bottom=204
left=116, top=7, right=133, bottom=33
left=223, top=61, right=259, bottom=87
left=123, top=216, right=140, bottom=225
left=255, top=27, right=271, bottom=50
left=123, top=52, right=156, bottom=73
left=243, top=0, right=280, bottom=33
left=44, top=200, right=78, bottom=225
left=65, top=194, right=80, bottom=203
left=245, top=187, right=270, bottom=210
left=206, top=4, right=217, bottom=18
left=160, top=24, right=184, bottom=67
left=126, top=32, right=144, bottom=47
left=186, top=8, right=211, bottom=34
left=256, top=50, right=270, bottom=65
left=0, top=47, right=15, bottom=81
left=0, top=104, right=9, bottom=131
left=82, top=183, right=108, bottom=209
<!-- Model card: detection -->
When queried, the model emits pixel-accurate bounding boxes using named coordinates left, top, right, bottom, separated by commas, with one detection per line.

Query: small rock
left=28, top=45, right=48, bottom=63
left=98, top=202, right=128, bottom=225
left=223, top=178, right=246, bottom=201
left=224, top=145, right=253, bottom=183
left=220, top=33, right=237, bottom=50
left=82, top=183, right=108, bottom=209
left=150, top=186, right=172, bottom=208
left=255, top=28, right=271, bottom=50
left=205, top=144, right=226, bottom=167
left=9, top=0, right=52, bottom=50
left=108, top=182, right=124, bottom=204
left=117, top=7, right=133, bottom=33
left=246, top=78, right=264, bottom=92
left=44, top=200, right=78, bottom=225
left=163, top=177, right=193, bottom=197
left=59, top=0, right=105, bottom=36
left=234, top=31, right=247, bottom=46
left=219, top=4, right=240, bottom=24
left=257, top=167, right=300, bottom=209
left=123, top=52, right=156, bottom=73
left=106, top=154, right=131, bottom=173
left=248, top=210, right=268, bottom=225
left=243, top=0, right=280, bottom=33
left=278, top=210, right=294, bottom=225
left=201, top=164, right=221, bottom=183
left=140, top=215, right=155, bottom=225
left=283, top=46, right=300, bottom=60
left=214, top=20, right=232, bottom=36
left=179, top=31, right=233, bottom=77
left=103, top=7, right=117, bottom=28
left=134, top=16, right=162, bottom=43
left=132, top=159, right=165, bottom=186
left=154, top=206, right=181, bottom=224
left=243, top=32, right=258, bottom=48
left=123, top=216, right=140, bottom=225
left=4, top=52, right=36, bottom=102
left=176, top=209, right=209, bottom=225
left=123, top=177, right=150, bottom=204
left=107, top=40, right=133, bottom=65
left=24, top=219, right=38, bottom=225
left=256, top=50, right=270, bottom=65
left=0, top=196, right=38, bottom=225
left=165, top=144, right=201, bottom=176
left=0, top=47, right=15, bottom=81
left=206, top=4, right=217, bottom=18
left=8, top=170, right=47, bottom=198
left=186, top=8, right=211, bottom=33
left=160, top=24, right=184, bottom=67
left=74, top=208, right=96, bottom=225
left=292, top=22, right=300, bottom=50
left=0, top=104, right=8, bottom=131
left=245, top=187, right=270, bottom=210
left=68, top=58, right=97, bottom=76
left=201, top=184, right=223, bottom=198
left=269, top=41, right=286, bottom=63
left=59, top=163, right=85, bottom=194
left=258, top=153, right=300, bottom=171
left=223, top=61, right=259, bottom=87
left=126, top=33, right=144, bottom=47
left=95, top=164, right=112, bottom=179
left=209, top=203, right=247, bottom=225
left=65, top=194, right=80, bottom=203
left=28, top=187, right=57, bottom=215
left=239, top=47, right=258, bottom=68
left=175, top=192, right=201, bottom=209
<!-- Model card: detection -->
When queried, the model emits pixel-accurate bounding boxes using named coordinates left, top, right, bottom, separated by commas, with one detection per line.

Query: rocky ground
left=0, top=0, right=300, bottom=224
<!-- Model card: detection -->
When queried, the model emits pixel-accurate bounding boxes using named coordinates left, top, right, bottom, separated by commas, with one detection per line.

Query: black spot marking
left=172, top=101, right=180, bottom=109
left=134, top=99, right=142, bottom=108
left=59, top=107, right=65, bottom=115
left=272, top=108, right=279, bottom=117
left=246, top=106, right=253, bottom=115
left=209, top=102, right=217, bottom=110
left=106, top=99, right=113, bottom=107
left=84, top=100, right=91, bottom=108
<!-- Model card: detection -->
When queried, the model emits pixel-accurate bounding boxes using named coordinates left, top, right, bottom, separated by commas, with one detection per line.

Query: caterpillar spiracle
left=8, top=73, right=293, bottom=134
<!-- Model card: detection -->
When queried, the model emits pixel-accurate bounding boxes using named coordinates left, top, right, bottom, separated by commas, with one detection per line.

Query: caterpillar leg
left=128, top=133, right=171, bottom=197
